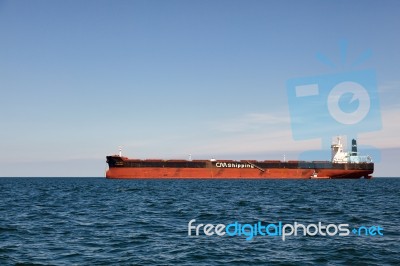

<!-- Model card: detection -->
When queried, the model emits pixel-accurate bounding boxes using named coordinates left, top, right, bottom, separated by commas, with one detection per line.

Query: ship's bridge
left=331, top=137, right=372, bottom=164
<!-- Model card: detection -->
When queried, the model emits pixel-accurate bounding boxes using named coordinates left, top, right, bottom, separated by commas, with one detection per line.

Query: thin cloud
left=191, top=130, right=321, bottom=158
left=191, top=112, right=321, bottom=156
left=213, top=112, right=290, bottom=133
left=379, top=80, right=400, bottom=93
left=359, top=107, right=400, bottom=149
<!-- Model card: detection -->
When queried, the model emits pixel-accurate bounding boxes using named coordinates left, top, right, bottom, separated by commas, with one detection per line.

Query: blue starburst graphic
left=286, top=40, right=382, bottom=162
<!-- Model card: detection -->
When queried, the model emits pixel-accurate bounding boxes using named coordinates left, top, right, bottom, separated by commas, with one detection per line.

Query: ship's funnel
left=351, top=139, right=358, bottom=156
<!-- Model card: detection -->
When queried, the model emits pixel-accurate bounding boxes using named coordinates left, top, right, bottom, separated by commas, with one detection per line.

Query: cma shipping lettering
left=215, top=162, right=255, bottom=169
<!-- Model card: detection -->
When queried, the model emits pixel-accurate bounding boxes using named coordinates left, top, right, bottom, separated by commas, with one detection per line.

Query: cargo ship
left=106, top=137, right=373, bottom=179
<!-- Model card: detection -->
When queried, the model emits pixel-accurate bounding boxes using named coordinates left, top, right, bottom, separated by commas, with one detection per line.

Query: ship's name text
left=215, top=162, right=254, bottom=168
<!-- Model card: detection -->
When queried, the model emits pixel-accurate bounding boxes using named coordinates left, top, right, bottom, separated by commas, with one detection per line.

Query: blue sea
left=0, top=178, right=399, bottom=265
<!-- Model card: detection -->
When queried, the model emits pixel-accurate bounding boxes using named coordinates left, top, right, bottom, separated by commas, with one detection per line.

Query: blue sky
left=0, top=0, right=399, bottom=176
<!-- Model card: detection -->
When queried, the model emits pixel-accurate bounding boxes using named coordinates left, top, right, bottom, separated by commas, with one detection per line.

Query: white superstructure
left=331, top=136, right=372, bottom=163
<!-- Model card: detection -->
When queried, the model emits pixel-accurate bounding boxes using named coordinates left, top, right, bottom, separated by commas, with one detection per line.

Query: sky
left=0, top=0, right=399, bottom=177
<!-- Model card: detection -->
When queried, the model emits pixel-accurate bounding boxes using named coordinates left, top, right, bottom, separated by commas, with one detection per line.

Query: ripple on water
left=0, top=177, right=398, bottom=265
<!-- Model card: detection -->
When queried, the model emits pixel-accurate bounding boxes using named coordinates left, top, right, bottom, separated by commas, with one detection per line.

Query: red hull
left=106, top=167, right=372, bottom=179
left=106, top=137, right=374, bottom=179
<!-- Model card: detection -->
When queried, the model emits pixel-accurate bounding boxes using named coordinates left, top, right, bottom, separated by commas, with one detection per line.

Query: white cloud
left=106, top=104, right=400, bottom=161
left=212, top=112, right=290, bottom=133
left=359, top=107, right=400, bottom=149
left=379, top=80, right=400, bottom=93
left=193, top=130, right=321, bottom=157
left=191, top=112, right=321, bottom=157
left=191, top=104, right=400, bottom=158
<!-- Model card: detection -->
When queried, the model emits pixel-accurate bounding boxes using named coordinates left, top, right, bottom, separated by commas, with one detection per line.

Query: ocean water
left=0, top=178, right=399, bottom=265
